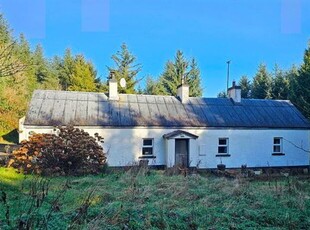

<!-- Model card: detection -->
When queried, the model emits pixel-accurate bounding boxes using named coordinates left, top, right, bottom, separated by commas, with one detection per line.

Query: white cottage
left=19, top=80, right=310, bottom=169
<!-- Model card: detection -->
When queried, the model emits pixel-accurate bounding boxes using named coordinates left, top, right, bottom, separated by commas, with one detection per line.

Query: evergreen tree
left=38, top=57, right=61, bottom=90
left=144, top=77, right=156, bottom=95
left=40, top=56, right=63, bottom=90
left=39, top=69, right=61, bottom=90
left=94, top=77, right=108, bottom=92
left=287, top=65, right=299, bottom=99
left=251, top=64, right=272, bottom=99
left=17, top=34, right=31, bottom=62
left=144, top=76, right=165, bottom=95
left=136, top=85, right=144, bottom=94
left=53, top=49, right=98, bottom=91
left=160, top=50, right=203, bottom=96
left=17, top=33, right=37, bottom=93
left=161, top=59, right=182, bottom=96
left=57, top=48, right=75, bottom=90
left=0, top=14, right=12, bottom=43
left=239, top=75, right=252, bottom=98
left=108, top=43, right=142, bottom=94
left=217, top=90, right=227, bottom=98
left=271, top=64, right=289, bottom=100
left=187, top=58, right=203, bottom=97
left=68, top=54, right=98, bottom=92
left=290, top=43, right=310, bottom=118
left=33, top=44, right=49, bottom=83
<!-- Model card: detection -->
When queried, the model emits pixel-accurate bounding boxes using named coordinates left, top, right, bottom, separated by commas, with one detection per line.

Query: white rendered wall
left=19, top=125, right=310, bottom=168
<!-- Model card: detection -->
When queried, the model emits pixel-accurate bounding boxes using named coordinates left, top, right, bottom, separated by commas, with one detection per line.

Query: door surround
left=163, top=130, right=199, bottom=167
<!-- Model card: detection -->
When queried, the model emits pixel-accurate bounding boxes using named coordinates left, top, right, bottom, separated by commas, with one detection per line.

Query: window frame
left=216, top=137, right=230, bottom=157
left=272, top=137, right=284, bottom=155
left=141, top=138, right=155, bottom=158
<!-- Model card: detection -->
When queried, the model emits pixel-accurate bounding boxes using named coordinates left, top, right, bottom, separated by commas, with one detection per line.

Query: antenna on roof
left=226, top=60, right=231, bottom=93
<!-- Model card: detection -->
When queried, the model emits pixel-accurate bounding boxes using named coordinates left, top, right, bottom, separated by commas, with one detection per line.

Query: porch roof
left=163, top=130, right=199, bottom=139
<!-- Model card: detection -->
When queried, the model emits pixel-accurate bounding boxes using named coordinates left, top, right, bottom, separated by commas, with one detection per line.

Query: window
left=142, top=139, right=153, bottom=156
left=273, top=137, right=283, bottom=155
left=218, top=138, right=229, bottom=154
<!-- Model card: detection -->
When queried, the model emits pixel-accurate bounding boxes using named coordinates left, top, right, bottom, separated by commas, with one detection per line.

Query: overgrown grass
left=1, top=167, right=310, bottom=229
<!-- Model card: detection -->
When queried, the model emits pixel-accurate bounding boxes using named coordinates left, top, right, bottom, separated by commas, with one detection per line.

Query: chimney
left=108, top=71, right=119, bottom=101
left=228, top=81, right=241, bottom=103
left=177, top=79, right=189, bottom=103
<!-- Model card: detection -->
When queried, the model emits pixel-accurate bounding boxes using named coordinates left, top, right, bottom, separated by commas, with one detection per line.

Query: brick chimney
left=108, top=71, right=119, bottom=101
left=228, top=81, right=241, bottom=103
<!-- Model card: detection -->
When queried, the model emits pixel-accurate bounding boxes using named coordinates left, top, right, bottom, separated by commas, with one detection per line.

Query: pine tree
left=160, top=50, right=203, bottom=96
left=251, top=64, right=272, bottom=99
left=217, top=90, right=227, bottom=98
left=108, top=43, right=142, bottom=94
left=144, top=76, right=165, bottom=95
left=271, top=64, right=289, bottom=100
left=187, top=58, right=203, bottom=97
left=136, top=85, right=144, bottom=94
left=53, top=49, right=98, bottom=92
left=290, top=43, right=310, bottom=118
left=68, top=55, right=98, bottom=92
left=287, top=65, right=298, bottom=99
left=161, top=59, right=182, bottom=96
left=40, top=56, right=63, bottom=90
left=41, top=59, right=62, bottom=90
left=17, top=34, right=37, bottom=93
left=57, top=48, right=75, bottom=90
left=0, top=14, right=12, bottom=43
left=33, top=44, right=49, bottom=83
left=17, top=34, right=31, bottom=62
left=239, top=75, right=252, bottom=98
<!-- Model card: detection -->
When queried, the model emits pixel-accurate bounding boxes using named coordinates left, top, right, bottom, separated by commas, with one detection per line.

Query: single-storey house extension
left=19, top=79, right=310, bottom=169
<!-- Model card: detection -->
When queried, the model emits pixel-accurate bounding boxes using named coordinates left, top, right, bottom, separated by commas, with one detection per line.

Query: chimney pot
left=109, top=70, right=116, bottom=79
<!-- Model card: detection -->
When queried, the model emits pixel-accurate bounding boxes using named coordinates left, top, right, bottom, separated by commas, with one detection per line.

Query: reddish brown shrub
left=8, top=126, right=106, bottom=175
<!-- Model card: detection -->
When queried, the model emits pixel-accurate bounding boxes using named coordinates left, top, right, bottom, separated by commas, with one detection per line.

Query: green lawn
left=0, top=167, right=310, bottom=229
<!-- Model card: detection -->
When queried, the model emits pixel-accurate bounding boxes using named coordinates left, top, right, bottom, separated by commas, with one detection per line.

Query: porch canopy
left=163, top=130, right=198, bottom=139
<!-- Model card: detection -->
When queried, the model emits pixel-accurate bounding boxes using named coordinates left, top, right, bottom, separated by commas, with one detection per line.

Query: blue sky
left=0, top=0, right=309, bottom=96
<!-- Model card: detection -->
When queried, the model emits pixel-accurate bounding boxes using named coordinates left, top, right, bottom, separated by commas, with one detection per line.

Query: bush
left=7, top=126, right=106, bottom=175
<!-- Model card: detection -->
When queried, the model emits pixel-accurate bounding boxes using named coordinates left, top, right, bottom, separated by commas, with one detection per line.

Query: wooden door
left=175, top=139, right=189, bottom=167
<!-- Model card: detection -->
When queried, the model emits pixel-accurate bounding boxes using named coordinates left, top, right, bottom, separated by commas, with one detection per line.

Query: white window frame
left=273, top=137, right=283, bottom=154
left=218, top=138, right=229, bottom=155
left=142, top=138, right=154, bottom=156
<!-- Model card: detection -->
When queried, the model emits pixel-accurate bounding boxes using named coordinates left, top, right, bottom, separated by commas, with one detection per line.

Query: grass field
left=0, top=167, right=310, bottom=229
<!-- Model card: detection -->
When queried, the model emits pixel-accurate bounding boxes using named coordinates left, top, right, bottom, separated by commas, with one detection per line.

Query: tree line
left=217, top=47, right=310, bottom=119
left=0, top=13, right=202, bottom=139
left=0, top=11, right=310, bottom=141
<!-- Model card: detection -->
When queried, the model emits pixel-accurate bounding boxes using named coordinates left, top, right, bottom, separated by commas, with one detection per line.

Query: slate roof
left=24, top=90, right=310, bottom=129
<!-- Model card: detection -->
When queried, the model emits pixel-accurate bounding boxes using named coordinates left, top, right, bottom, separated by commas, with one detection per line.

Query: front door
left=175, top=139, right=189, bottom=167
